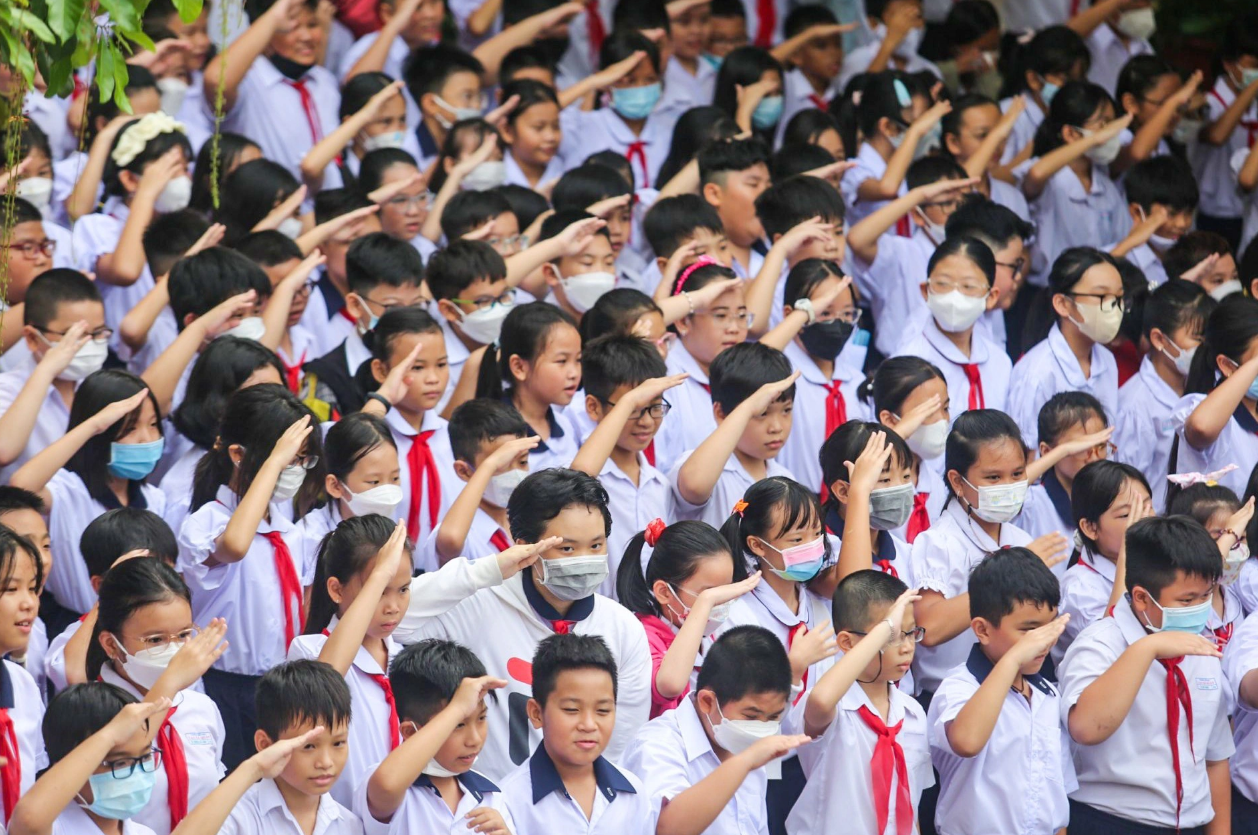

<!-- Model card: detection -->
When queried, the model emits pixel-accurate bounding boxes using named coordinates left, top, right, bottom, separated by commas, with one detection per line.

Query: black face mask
left=799, top=319, right=853, bottom=360
left=270, top=53, right=315, bottom=80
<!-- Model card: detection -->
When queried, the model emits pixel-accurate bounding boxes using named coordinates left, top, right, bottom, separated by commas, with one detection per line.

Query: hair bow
left=1167, top=464, right=1237, bottom=488
left=732, top=499, right=749, bottom=517
left=111, top=111, right=188, bottom=168
left=644, top=518, right=666, bottom=547
left=673, top=256, right=719, bottom=296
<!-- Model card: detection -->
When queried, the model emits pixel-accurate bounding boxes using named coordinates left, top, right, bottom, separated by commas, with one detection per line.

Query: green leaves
left=46, top=0, right=87, bottom=42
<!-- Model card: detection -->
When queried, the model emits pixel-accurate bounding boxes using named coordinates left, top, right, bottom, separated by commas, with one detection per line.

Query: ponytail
left=718, top=477, right=829, bottom=575
left=474, top=302, right=577, bottom=400
left=305, top=514, right=408, bottom=635
left=616, top=521, right=733, bottom=616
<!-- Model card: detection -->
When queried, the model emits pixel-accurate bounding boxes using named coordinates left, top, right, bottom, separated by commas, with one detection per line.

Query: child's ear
left=526, top=698, right=543, bottom=729
left=453, top=460, right=473, bottom=483
left=327, top=576, right=344, bottom=607
left=945, top=468, right=966, bottom=498
left=1217, top=353, right=1236, bottom=379
left=830, top=479, right=850, bottom=504
left=694, top=688, right=717, bottom=716
left=985, top=285, right=1001, bottom=311
left=836, top=629, right=859, bottom=653
left=1120, top=92, right=1139, bottom=115
left=712, top=401, right=726, bottom=423
left=21, top=325, right=43, bottom=357
left=1127, top=203, right=1143, bottom=225
left=436, top=298, right=461, bottom=325
left=943, top=130, right=962, bottom=157
left=1078, top=516, right=1099, bottom=542
left=1250, top=277, right=1258, bottom=299
left=118, top=169, right=141, bottom=193
left=585, top=393, right=604, bottom=422
left=325, top=473, right=345, bottom=499
left=228, top=443, right=246, bottom=468
left=507, top=353, right=529, bottom=383
left=542, top=262, right=560, bottom=287
left=90, top=574, right=105, bottom=593
left=371, top=358, right=389, bottom=385
left=919, top=282, right=929, bottom=303
left=254, top=729, right=274, bottom=752
left=701, top=181, right=723, bottom=208
left=971, top=617, right=993, bottom=644
left=655, top=256, right=669, bottom=276
left=1050, top=292, right=1074, bottom=321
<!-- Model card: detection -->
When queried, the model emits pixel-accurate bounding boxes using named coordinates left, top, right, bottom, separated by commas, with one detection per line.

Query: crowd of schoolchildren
left=5, top=0, right=1258, bottom=832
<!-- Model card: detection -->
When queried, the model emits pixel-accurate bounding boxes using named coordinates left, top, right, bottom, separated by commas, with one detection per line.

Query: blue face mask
left=80, top=767, right=156, bottom=820
left=701, top=53, right=723, bottom=71
left=1039, top=78, right=1060, bottom=107
left=611, top=82, right=662, bottom=120
left=107, top=438, right=165, bottom=481
left=1247, top=376, right=1258, bottom=402
left=752, top=95, right=784, bottom=131
left=1141, top=593, right=1213, bottom=635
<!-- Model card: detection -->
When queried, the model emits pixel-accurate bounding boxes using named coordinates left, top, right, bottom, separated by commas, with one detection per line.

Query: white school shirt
left=221, top=58, right=340, bottom=183
left=910, top=500, right=1033, bottom=694
left=928, top=645, right=1075, bottom=835
left=1208, top=586, right=1245, bottom=660
left=43, top=618, right=80, bottom=694
left=70, top=197, right=160, bottom=351
left=1028, top=163, right=1131, bottom=285
left=525, top=406, right=582, bottom=473
left=779, top=339, right=868, bottom=492
left=837, top=24, right=941, bottom=91
left=1189, top=76, right=1256, bottom=219
left=1169, top=392, right=1258, bottom=498
left=1058, top=597, right=1235, bottom=829
left=669, top=451, right=795, bottom=529
left=435, top=315, right=470, bottom=417
left=177, top=484, right=306, bottom=675
left=1, top=659, right=47, bottom=806
left=785, top=682, right=933, bottom=835
left=987, top=174, right=1032, bottom=224
left=852, top=230, right=934, bottom=360
left=220, top=777, right=364, bottom=835
left=337, top=30, right=407, bottom=81
left=721, top=582, right=835, bottom=707
left=778, top=68, right=837, bottom=146
left=661, top=58, right=717, bottom=113
left=288, top=502, right=343, bottom=584
left=23, top=88, right=70, bottom=160
left=652, top=341, right=715, bottom=474
left=1007, top=323, right=1119, bottom=449
left=45, top=470, right=167, bottom=614
left=1000, top=95, right=1046, bottom=167
left=98, top=665, right=226, bottom=835
left=1003, top=0, right=1071, bottom=30
left=890, top=460, right=947, bottom=546
left=621, top=696, right=770, bottom=835
left=825, top=508, right=917, bottom=588
left=559, top=106, right=681, bottom=190
left=19, top=616, right=48, bottom=696
left=1114, top=357, right=1180, bottom=510
left=1223, top=610, right=1258, bottom=805
left=840, top=142, right=907, bottom=233
left=402, top=570, right=652, bottom=781
left=289, top=627, right=402, bottom=809
left=1236, top=558, right=1258, bottom=617
left=588, top=454, right=673, bottom=601
left=1123, top=242, right=1169, bottom=287
left=382, top=407, right=458, bottom=564
left=1234, top=146, right=1258, bottom=257
left=503, top=150, right=566, bottom=192
left=1052, top=548, right=1117, bottom=669
left=420, top=504, right=512, bottom=570
left=158, top=444, right=206, bottom=540
left=353, top=765, right=514, bottom=835
left=553, top=0, right=617, bottom=89
left=175, top=71, right=215, bottom=156
left=50, top=803, right=157, bottom=835
left=1085, top=25, right=1153, bottom=95
left=500, top=746, right=654, bottom=835
left=0, top=355, right=71, bottom=483
left=895, top=318, right=1011, bottom=419
left=1014, top=477, right=1071, bottom=578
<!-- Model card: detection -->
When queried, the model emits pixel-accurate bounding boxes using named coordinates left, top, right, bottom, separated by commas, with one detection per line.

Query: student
left=341, top=0, right=443, bottom=82
left=1163, top=232, right=1241, bottom=299
left=211, top=159, right=305, bottom=249
left=661, top=0, right=717, bottom=111
left=838, top=0, right=940, bottom=90
left=0, top=528, right=46, bottom=826
left=1067, top=0, right=1154, bottom=96
left=0, top=487, right=51, bottom=690
left=672, top=344, right=799, bottom=528
left=927, top=548, right=1074, bottom=835
left=86, top=557, right=227, bottom=835
left=697, top=138, right=772, bottom=278
left=429, top=119, right=506, bottom=196
left=1173, top=293, right=1258, bottom=498
left=8, top=685, right=169, bottom=835
left=1054, top=460, right=1152, bottom=665
left=706, top=0, right=749, bottom=61
left=895, top=235, right=1012, bottom=419
left=290, top=517, right=411, bottom=808
left=537, top=211, right=617, bottom=323
left=862, top=356, right=950, bottom=542
left=1059, top=516, right=1233, bottom=835
left=774, top=6, right=847, bottom=133
left=204, top=0, right=340, bottom=182
left=179, top=384, right=323, bottom=769
left=642, top=194, right=732, bottom=297
left=0, top=198, right=56, bottom=360
left=299, top=74, right=410, bottom=190
left=475, top=303, right=583, bottom=472
left=711, top=47, right=785, bottom=142
left=355, top=640, right=511, bottom=834
left=498, top=633, right=653, bottom=834
left=10, top=371, right=165, bottom=617
left=1110, top=156, right=1200, bottom=288
left=500, top=80, right=565, bottom=190
left=1008, top=247, right=1124, bottom=449
left=1224, top=602, right=1258, bottom=833
left=1113, top=280, right=1213, bottom=509
left=355, top=148, right=434, bottom=255
left=1113, top=56, right=1201, bottom=174
left=786, top=572, right=928, bottom=835
left=398, top=468, right=651, bottom=780
left=402, top=44, right=486, bottom=169
left=911, top=410, right=1066, bottom=697
left=622, top=625, right=810, bottom=835
left=550, top=164, right=642, bottom=289
left=939, top=95, right=1031, bottom=224
left=188, top=132, right=262, bottom=216
left=1166, top=482, right=1251, bottom=652
left=942, top=198, right=1034, bottom=352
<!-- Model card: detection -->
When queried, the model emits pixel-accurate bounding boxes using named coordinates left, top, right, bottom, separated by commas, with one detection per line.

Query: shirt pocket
left=1188, top=674, right=1224, bottom=758
left=899, top=727, right=933, bottom=790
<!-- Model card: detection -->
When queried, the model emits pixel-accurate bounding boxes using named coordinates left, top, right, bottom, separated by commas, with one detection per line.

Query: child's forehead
left=539, top=503, right=606, bottom=539
left=0, top=508, right=46, bottom=537
left=551, top=667, right=616, bottom=697
left=281, top=716, right=349, bottom=738
left=442, top=70, right=481, bottom=94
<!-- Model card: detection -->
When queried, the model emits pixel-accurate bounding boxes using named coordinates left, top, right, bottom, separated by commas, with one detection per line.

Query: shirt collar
left=1234, top=401, right=1258, bottom=434
left=385, top=405, right=441, bottom=439
left=520, top=565, right=595, bottom=623
left=1137, top=356, right=1179, bottom=408
left=668, top=340, right=710, bottom=384
left=1039, top=468, right=1072, bottom=527
left=258, top=777, right=342, bottom=822
left=516, top=405, right=565, bottom=452
left=964, top=642, right=1055, bottom=696
left=1079, top=547, right=1117, bottom=582
left=316, top=269, right=345, bottom=319
left=1048, top=323, right=1104, bottom=388
left=923, top=318, right=987, bottom=364
left=416, top=119, right=440, bottom=158
left=825, top=505, right=897, bottom=563
left=677, top=697, right=718, bottom=764
left=1112, top=596, right=1151, bottom=646
left=943, top=499, right=1002, bottom=552
left=749, top=578, right=808, bottom=627
left=528, top=744, right=635, bottom=805
left=413, top=770, right=500, bottom=804
left=783, top=339, right=850, bottom=384
left=0, top=661, right=14, bottom=709
left=600, top=453, right=665, bottom=485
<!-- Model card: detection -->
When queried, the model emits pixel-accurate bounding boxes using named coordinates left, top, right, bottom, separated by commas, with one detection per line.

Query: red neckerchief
left=1209, top=89, right=1258, bottom=147
left=753, top=0, right=776, bottom=47
left=905, top=493, right=930, bottom=543
left=405, top=430, right=440, bottom=540
left=960, top=363, right=985, bottom=410
left=157, top=708, right=189, bottom=829
left=856, top=704, right=913, bottom=835
left=1158, top=656, right=1195, bottom=829
left=585, top=0, right=606, bottom=64
left=0, top=709, right=19, bottom=823
left=260, top=531, right=304, bottom=647
left=284, top=78, right=324, bottom=144
left=281, top=350, right=307, bottom=394
left=490, top=529, right=511, bottom=552
left=626, top=141, right=650, bottom=189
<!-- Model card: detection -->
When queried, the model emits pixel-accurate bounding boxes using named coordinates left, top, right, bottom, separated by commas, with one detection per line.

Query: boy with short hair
left=299, top=188, right=385, bottom=343
left=551, top=164, right=646, bottom=290
left=787, top=571, right=931, bottom=835
left=500, top=633, right=654, bottom=834
left=1059, top=516, right=1233, bottom=835
left=441, top=190, right=521, bottom=253
left=698, top=138, right=773, bottom=279
left=1111, top=155, right=1201, bottom=287
left=357, top=640, right=513, bottom=834
left=404, top=45, right=487, bottom=169
left=643, top=195, right=732, bottom=296
left=622, top=625, right=810, bottom=835
left=927, top=547, right=1075, bottom=835
left=673, top=343, right=799, bottom=528
left=570, top=336, right=682, bottom=595
left=706, top=0, right=748, bottom=59
left=430, top=399, right=537, bottom=565
left=538, top=211, right=617, bottom=323
left=776, top=5, right=846, bottom=131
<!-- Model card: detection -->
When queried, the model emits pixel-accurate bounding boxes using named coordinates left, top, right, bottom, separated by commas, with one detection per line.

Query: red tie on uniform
left=753, top=0, right=776, bottom=47
left=895, top=216, right=912, bottom=237
left=284, top=79, right=324, bottom=145
left=585, top=0, right=606, bottom=63
left=367, top=674, right=401, bottom=750
left=157, top=708, right=189, bottom=830
left=1159, top=657, right=1195, bottom=829
left=0, top=709, right=20, bottom=823
left=405, top=430, right=440, bottom=541
left=644, top=440, right=656, bottom=467
left=1210, top=91, right=1258, bottom=147
left=626, top=141, right=650, bottom=189
left=823, top=381, right=848, bottom=439
left=905, top=493, right=930, bottom=543
left=281, top=351, right=307, bottom=394
left=260, top=531, right=305, bottom=648
left=787, top=623, right=809, bottom=703
left=876, top=560, right=899, bottom=578
left=960, top=364, right=985, bottom=410
left=490, top=529, right=511, bottom=552
left=856, top=705, right=914, bottom=835
left=808, top=93, right=829, bottom=111
left=550, top=620, right=577, bottom=634
left=1213, top=623, right=1235, bottom=652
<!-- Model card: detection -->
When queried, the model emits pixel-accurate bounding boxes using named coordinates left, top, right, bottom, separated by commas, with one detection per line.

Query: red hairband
left=673, top=256, right=719, bottom=296
left=644, top=518, right=667, bottom=547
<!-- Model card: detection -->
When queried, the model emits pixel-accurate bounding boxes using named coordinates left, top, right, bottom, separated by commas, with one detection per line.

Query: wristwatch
left=793, top=298, right=817, bottom=325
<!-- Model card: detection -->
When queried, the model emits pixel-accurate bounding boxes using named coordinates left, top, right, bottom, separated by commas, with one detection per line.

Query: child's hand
left=269, top=415, right=313, bottom=469
left=464, top=806, right=511, bottom=835
left=277, top=250, right=327, bottom=292
left=555, top=217, right=608, bottom=257
left=1052, top=426, right=1114, bottom=459
left=1027, top=532, right=1070, bottom=570
left=367, top=171, right=425, bottom=206
left=1129, top=204, right=1170, bottom=246
left=376, top=338, right=426, bottom=405
left=185, top=223, right=226, bottom=257
left=251, top=726, right=324, bottom=779
left=661, top=240, right=701, bottom=296
left=198, top=290, right=259, bottom=339
left=480, top=436, right=541, bottom=476
left=994, top=96, right=1025, bottom=136
left=360, top=80, right=405, bottom=118
left=1088, top=113, right=1134, bottom=147
left=590, top=51, right=646, bottom=90
left=1123, top=490, right=1154, bottom=533
left=90, top=389, right=150, bottom=435
left=1223, top=496, right=1255, bottom=543
left=1144, top=630, right=1222, bottom=660
left=1179, top=252, right=1221, bottom=284
left=882, top=588, right=921, bottom=636
left=909, top=100, right=952, bottom=136
left=807, top=275, right=853, bottom=314
left=105, top=697, right=171, bottom=746
left=252, top=185, right=308, bottom=232
left=666, top=0, right=708, bottom=19
left=372, top=521, right=409, bottom=582
left=915, top=177, right=980, bottom=204
left=155, top=618, right=229, bottom=693
left=483, top=95, right=520, bottom=130
left=137, top=148, right=187, bottom=197
left=777, top=217, right=835, bottom=257
left=884, top=0, right=922, bottom=40
left=623, top=373, right=689, bottom=412
left=889, top=393, right=942, bottom=441
left=843, top=430, right=895, bottom=498
left=452, top=134, right=500, bottom=180
left=449, top=675, right=509, bottom=718
left=37, top=321, right=91, bottom=375
left=685, top=277, right=744, bottom=312
left=746, top=371, right=803, bottom=415
left=1007, top=613, right=1069, bottom=666
left=788, top=620, right=838, bottom=681
left=695, top=571, right=762, bottom=609
left=738, top=733, right=812, bottom=770
left=495, top=536, right=564, bottom=578
left=735, top=77, right=778, bottom=113
left=1170, top=70, right=1204, bottom=108
left=585, top=193, right=631, bottom=220
left=801, top=159, right=858, bottom=185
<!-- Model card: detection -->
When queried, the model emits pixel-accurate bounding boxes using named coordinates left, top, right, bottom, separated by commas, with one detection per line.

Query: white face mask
left=560, top=272, right=616, bottom=313
left=15, top=176, right=53, bottom=213
left=422, top=757, right=463, bottom=778
left=50, top=337, right=108, bottom=382
left=1078, top=127, right=1122, bottom=166
left=344, top=483, right=403, bottom=518
left=707, top=702, right=781, bottom=755
left=1172, top=117, right=1203, bottom=145
left=1162, top=338, right=1197, bottom=378
left=916, top=210, right=947, bottom=244
left=1210, top=279, right=1243, bottom=301
left=1223, top=541, right=1249, bottom=586
left=483, top=468, right=527, bottom=508
left=118, top=640, right=183, bottom=690
left=456, top=301, right=512, bottom=345
left=432, top=94, right=483, bottom=130
left=961, top=477, right=1028, bottom=523
left=460, top=161, right=507, bottom=191
left=154, top=177, right=192, bottom=213
left=1070, top=300, right=1123, bottom=345
left=893, top=25, right=924, bottom=59
left=278, top=217, right=304, bottom=240
left=900, top=417, right=948, bottom=460
left=663, top=585, right=733, bottom=636
left=219, top=316, right=266, bottom=342
left=361, top=130, right=407, bottom=152
left=926, top=289, right=987, bottom=333
left=537, top=554, right=608, bottom=601
left=272, top=463, right=307, bottom=501
left=157, top=76, right=189, bottom=117
left=1114, top=7, right=1156, bottom=40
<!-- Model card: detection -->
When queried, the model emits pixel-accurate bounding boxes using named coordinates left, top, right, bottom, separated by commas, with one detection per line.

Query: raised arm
left=0, top=323, right=90, bottom=466
left=435, top=436, right=538, bottom=563
left=472, top=2, right=582, bottom=85
left=301, top=81, right=406, bottom=182
left=848, top=177, right=976, bottom=264
left=1183, top=353, right=1258, bottom=450
left=1116, top=71, right=1202, bottom=174
left=1065, top=0, right=1126, bottom=37
left=345, top=0, right=423, bottom=79
left=66, top=116, right=134, bottom=222
left=1204, top=76, right=1258, bottom=146
left=320, top=522, right=407, bottom=674
left=770, top=22, right=855, bottom=65
left=94, top=149, right=186, bottom=286
left=744, top=218, right=834, bottom=338
left=204, top=0, right=298, bottom=112
left=1023, top=114, right=1131, bottom=200
left=963, top=98, right=1023, bottom=180
left=571, top=374, right=688, bottom=476
left=760, top=275, right=849, bottom=351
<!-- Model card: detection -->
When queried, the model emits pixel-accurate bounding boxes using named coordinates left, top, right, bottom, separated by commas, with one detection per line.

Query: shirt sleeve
left=176, top=503, right=233, bottom=591
left=392, top=555, right=504, bottom=643
left=1205, top=683, right=1237, bottom=760
left=927, top=675, right=975, bottom=760
left=621, top=729, right=694, bottom=821
left=1057, top=626, right=1121, bottom=722
left=605, top=613, right=653, bottom=765
left=909, top=529, right=963, bottom=597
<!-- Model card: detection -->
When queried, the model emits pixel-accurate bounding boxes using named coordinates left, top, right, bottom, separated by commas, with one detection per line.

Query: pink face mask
left=759, top=536, right=827, bottom=582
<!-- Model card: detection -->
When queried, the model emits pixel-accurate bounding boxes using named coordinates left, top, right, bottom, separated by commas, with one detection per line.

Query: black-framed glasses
left=995, top=257, right=1026, bottom=277
left=920, top=198, right=963, bottom=213
left=1066, top=291, right=1130, bottom=313
left=850, top=626, right=926, bottom=645
left=604, top=398, right=672, bottom=421
left=37, top=325, right=113, bottom=344
left=103, top=748, right=163, bottom=779
left=294, top=277, right=318, bottom=298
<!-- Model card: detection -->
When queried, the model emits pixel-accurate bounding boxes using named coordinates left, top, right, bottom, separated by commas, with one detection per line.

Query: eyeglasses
left=1067, top=291, right=1130, bottom=313
left=125, top=626, right=199, bottom=650
left=386, top=191, right=435, bottom=210
left=6, top=239, right=55, bottom=259
left=604, top=398, right=672, bottom=421
left=849, top=626, right=926, bottom=645
left=927, top=277, right=990, bottom=297
left=450, top=289, right=517, bottom=311
left=701, top=309, right=755, bottom=329
left=37, top=325, right=113, bottom=344
left=102, top=748, right=163, bottom=779
left=828, top=309, right=862, bottom=325
left=995, top=257, right=1026, bottom=277
left=361, top=296, right=426, bottom=312
left=487, top=235, right=529, bottom=254
left=294, top=277, right=318, bottom=298
left=920, top=198, right=963, bottom=213
left=294, top=454, right=320, bottom=470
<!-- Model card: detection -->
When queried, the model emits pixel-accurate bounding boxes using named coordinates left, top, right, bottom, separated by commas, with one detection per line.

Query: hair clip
left=732, top=499, right=749, bottom=517
left=644, top=518, right=666, bottom=547
left=1167, top=464, right=1237, bottom=487
left=673, top=256, right=719, bottom=296
left=892, top=79, right=912, bottom=109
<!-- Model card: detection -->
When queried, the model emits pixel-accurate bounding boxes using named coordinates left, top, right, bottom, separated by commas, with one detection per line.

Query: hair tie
left=673, top=256, right=719, bottom=296
left=110, top=111, right=187, bottom=168
left=1167, top=465, right=1237, bottom=488
left=732, top=499, right=749, bottom=517
left=644, top=518, right=666, bottom=547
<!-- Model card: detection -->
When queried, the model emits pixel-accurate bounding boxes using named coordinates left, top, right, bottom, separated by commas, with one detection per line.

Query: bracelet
left=682, top=291, right=695, bottom=316
left=366, top=392, right=391, bottom=413
left=1221, top=528, right=1240, bottom=542
left=881, top=618, right=898, bottom=645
